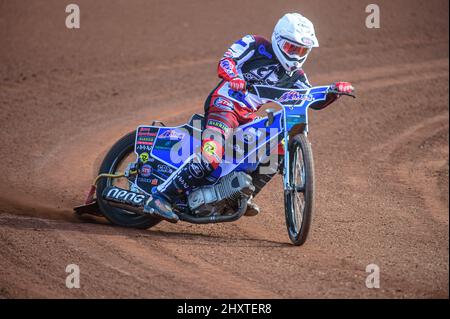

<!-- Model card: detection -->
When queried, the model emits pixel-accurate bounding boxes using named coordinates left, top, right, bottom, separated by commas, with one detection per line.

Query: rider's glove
left=229, top=77, right=246, bottom=92
left=332, top=82, right=354, bottom=94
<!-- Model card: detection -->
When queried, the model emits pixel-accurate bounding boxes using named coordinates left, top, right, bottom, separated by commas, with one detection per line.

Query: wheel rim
left=290, top=146, right=306, bottom=236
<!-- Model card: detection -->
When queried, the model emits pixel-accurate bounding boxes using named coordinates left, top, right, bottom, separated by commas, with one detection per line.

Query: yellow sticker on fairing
left=139, top=152, right=149, bottom=163
left=202, top=141, right=216, bottom=156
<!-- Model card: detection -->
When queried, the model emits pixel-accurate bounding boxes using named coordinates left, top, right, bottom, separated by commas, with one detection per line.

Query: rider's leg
left=156, top=128, right=225, bottom=199
left=148, top=111, right=238, bottom=221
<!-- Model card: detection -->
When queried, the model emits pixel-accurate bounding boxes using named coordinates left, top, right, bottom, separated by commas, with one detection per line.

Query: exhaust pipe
left=102, top=186, right=150, bottom=215
left=102, top=186, right=249, bottom=224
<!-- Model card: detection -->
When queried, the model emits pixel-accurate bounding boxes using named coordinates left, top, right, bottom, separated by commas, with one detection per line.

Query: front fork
left=282, top=126, right=308, bottom=193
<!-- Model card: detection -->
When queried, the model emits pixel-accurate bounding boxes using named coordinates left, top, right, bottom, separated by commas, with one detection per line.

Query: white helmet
left=272, top=13, right=319, bottom=73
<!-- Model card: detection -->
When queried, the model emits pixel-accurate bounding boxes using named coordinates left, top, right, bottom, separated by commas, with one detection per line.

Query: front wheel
left=96, top=131, right=162, bottom=229
left=284, top=134, right=315, bottom=246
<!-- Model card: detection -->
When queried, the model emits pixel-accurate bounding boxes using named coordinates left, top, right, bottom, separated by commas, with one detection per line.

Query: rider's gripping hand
left=333, top=82, right=354, bottom=94
left=229, top=77, right=246, bottom=92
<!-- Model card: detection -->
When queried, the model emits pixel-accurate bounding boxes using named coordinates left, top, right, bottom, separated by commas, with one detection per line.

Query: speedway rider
left=147, top=13, right=355, bottom=222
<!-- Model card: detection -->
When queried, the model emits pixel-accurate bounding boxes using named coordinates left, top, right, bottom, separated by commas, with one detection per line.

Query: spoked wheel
left=284, top=134, right=315, bottom=246
left=96, top=131, right=161, bottom=229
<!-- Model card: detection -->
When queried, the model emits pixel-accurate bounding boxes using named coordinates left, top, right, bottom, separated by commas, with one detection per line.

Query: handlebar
left=327, top=89, right=356, bottom=98
left=247, top=84, right=356, bottom=99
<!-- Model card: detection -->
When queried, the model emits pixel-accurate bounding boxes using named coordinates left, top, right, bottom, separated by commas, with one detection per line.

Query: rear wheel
left=284, top=134, right=315, bottom=246
left=96, top=131, right=161, bottom=229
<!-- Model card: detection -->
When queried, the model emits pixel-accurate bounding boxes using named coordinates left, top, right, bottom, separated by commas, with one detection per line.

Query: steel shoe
left=143, top=193, right=179, bottom=223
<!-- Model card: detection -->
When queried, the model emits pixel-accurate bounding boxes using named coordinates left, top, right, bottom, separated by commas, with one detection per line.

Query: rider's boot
left=145, top=153, right=214, bottom=222
left=244, top=197, right=260, bottom=217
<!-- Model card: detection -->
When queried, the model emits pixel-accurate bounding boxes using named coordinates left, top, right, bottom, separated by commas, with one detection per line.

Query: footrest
left=74, top=201, right=103, bottom=217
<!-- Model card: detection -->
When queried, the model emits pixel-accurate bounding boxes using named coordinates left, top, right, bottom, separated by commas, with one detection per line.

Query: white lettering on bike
left=106, top=187, right=145, bottom=205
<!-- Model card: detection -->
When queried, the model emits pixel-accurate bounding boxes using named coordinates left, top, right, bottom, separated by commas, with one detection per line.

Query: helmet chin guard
left=272, top=13, right=319, bottom=72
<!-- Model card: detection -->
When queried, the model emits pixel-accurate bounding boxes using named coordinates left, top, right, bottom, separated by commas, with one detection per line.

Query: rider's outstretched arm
left=309, top=81, right=354, bottom=110
left=217, top=57, right=239, bottom=82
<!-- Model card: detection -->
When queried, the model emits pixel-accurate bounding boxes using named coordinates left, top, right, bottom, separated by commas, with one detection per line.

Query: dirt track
left=0, top=0, right=448, bottom=298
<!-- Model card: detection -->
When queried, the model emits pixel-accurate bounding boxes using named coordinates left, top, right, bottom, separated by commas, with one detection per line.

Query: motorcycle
left=74, top=84, right=355, bottom=245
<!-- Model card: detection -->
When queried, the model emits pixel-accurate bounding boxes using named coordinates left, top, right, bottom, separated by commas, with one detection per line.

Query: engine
left=187, top=171, right=255, bottom=216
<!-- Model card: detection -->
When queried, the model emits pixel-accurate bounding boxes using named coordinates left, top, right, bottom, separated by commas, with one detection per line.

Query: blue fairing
left=133, top=85, right=332, bottom=194
left=150, top=126, right=202, bottom=170
left=211, top=111, right=283, bottom=179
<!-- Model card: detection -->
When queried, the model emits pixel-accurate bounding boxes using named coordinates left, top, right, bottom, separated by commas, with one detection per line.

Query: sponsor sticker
left=258, top=44, right=273, bottom=59
left=207, top=119, right=229, bottom=132
left=301, top=37, right=314, bottom=46
left=158, top=130, right=185, bottom=140
left=138, top=137, right=155, bottom=142
left=138, top=177, right=151, bottom=183
left=140, top=164, right=153, bottom=177
left=213, top=97, right=234, bottom=111
left=156, top=164, right=174, bottom=175
left=139, top=152, right=149, bottom=163
left=219, top=59, right=237, bottom=77
left=188, top=162, right=204, bottom=179
left=278, top=91, right=313, bottom=103
left=138, top=132, right=157, bottom=137
left=154, top=139, right=179, bottom=151
left=136, top=144, right=153, bottom=152
left=137, top=176, right=153, bottom=183
left=138, top=127, right=158, bottom=139
left=105, top=187, right=146, bottom=206
left=202, top=141, right=216, bottom=156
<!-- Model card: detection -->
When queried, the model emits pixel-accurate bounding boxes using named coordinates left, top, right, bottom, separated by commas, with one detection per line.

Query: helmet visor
left=281, top=40, right=310, bottom=58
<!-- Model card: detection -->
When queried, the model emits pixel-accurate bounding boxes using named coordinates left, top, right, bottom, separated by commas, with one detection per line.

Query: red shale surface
left=0, top=0, right=448, bottom=298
